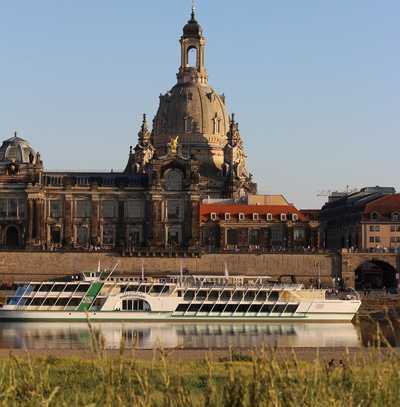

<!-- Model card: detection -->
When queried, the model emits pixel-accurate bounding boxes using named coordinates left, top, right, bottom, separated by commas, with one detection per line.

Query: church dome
left=0, top=133, right=37, bottom=164
left=152, top=9, right=230, bottom=172
left=153, top=81, right=229, bottom=166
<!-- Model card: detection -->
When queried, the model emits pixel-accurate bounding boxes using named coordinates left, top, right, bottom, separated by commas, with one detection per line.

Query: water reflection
left=0, top=322, right=360, bottom=350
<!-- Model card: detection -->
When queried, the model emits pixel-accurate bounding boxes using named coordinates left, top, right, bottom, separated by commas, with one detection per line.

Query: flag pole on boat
left=141, top=260, right=145, bottom=281
left=180, top=260, right=183, bottom=284
left=224, top=261, right=229, bottom=282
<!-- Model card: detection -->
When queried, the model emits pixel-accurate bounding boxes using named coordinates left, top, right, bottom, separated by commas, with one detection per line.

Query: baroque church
left=0, top=9, right=256, bottom=251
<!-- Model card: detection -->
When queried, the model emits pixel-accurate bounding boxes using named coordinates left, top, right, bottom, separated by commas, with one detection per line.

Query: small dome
left=0, top=133, right=37, bottom=164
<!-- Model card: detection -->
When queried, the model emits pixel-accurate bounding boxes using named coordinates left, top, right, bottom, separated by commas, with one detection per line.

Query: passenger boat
left=0, top=269, right=361, bottom=322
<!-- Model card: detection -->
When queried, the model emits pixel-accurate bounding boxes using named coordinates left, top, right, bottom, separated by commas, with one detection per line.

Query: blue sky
left=0, top=0, right=399, bottom=208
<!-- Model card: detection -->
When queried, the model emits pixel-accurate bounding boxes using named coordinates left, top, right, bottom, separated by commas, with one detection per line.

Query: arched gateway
left=355, top=260, right=398, bottom=291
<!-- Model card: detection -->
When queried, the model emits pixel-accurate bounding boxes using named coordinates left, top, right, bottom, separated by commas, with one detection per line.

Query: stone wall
left=0, top=252, right=337, bottom=285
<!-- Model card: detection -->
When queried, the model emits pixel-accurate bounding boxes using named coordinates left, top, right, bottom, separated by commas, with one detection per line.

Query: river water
left=0, top=322, right=362, bottom=350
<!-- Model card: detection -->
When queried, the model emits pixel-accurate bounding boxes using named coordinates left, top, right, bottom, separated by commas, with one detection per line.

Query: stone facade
left=320, top=186, right=397, bottom=250
left=0, top=10, right=256, bottom=252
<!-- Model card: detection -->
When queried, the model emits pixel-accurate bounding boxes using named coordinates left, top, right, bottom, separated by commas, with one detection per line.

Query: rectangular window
left=8, top=199, right=17, bottom=217
left=18, top=200, right=26, bottom=218
left=239, top=213, right=245, bottom=221
left=50, top=225, right=61, bottom=244
left=167, top=200, right=181, bottom=221
left=271, top=227, right=283, bottom=242
left=391, top=225, right=396, bottom=232
left=280, top=213, right=287, bottom=221
left=76, top=200, right=91, bottom=218
left=125, top=200, right=144, bottom=219
left=0, top=200, right=6, bottom=217
left=369, top=236, right=375, bottom=243
left=225, top=213, right=231, bottom=221
left=76, top=226, right=89, bottom=246
left=249, top=229, right=260, bottom=245
left=253, top=213, right=259, bottom=221
left=49, top=200, right=62, bottom=218
left=101, top=200, right=117, bottom=218
left=210, top=212, right=217, bottom=221
left=266, top=213, right=273, bottom=221
left=294, top=228, right=306, bottom=241
left=227, top=229, right=238, bottom=245
left=102, top=225, right=115, bottom=246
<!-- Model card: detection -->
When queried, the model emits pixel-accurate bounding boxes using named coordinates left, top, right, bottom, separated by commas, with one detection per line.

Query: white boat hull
left=0, top=305, right=360, bottom=323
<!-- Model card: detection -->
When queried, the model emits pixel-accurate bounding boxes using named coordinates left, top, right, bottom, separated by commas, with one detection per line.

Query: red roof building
left=200, top=203, right=319, bottom=251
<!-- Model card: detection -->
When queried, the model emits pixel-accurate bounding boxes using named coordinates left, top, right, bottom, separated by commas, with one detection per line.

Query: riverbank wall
left=0, top=252, right=337, bottom=285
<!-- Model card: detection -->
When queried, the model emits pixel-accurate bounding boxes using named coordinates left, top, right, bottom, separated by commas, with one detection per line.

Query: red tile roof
left=364, top=194, right=400, bottom=214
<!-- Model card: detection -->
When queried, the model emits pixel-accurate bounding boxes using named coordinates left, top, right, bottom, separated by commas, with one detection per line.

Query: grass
left=0, top=346, right=400, bottom=406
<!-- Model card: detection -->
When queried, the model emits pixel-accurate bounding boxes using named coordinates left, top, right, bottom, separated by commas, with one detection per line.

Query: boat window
left=64, top=284, right=77, bottom=292
left=223, top=304, right=237, bottom=313
left=196, top=290, right=208, bottom=300
left=249, top=304, right=262, bottom=313
left=256, top=292, right=267, bottom=301
left=43, top=298, right=58, bottom=306
left=207, top=291, right=219, bottom=301
left=212, top=303, right=226, bottom=312
left=188, top=303, right=202, bottom=312
left=52, top=284, right=66, bottom=292
left=121, top=299, right=151, bottom=312
left=236, top=304, right=250, bottom=313
left=244, top=291, right=255, bottom=301
left=151, top=285, right=164, bottom=293
left=38, top=284, right=53, bottom=292
left=31, top=297, right=45, bottom=306
left=268, top=291, right=279, bottom=302
left=261, top=304, right=274, bottom=313
left=55, top=298, right=70, bottom=306
left=199, top=303, right=214, bottom=313
left=24, top=297, right=33, bottom=306
left=285, top=304, right=299, bottom=314
left=75, top=284, right=90, bottom=293
left=273, top=304, right=287, bottom=313
left=126, top=285, right=139, bottom=292
left=184, top=290, right=195, bottom=301
left=220, top=291, right=231, bottom=301
left=175, top=303, right=190, bottom=312
left=68, top=298, right=82, bottom=307
left=232, top=291, right=244, bottom=301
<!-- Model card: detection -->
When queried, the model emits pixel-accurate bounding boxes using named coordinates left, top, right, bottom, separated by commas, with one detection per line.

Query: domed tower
left=0, top=132, right=43, bottom=176
left=152, top=7, right=230, bottom=180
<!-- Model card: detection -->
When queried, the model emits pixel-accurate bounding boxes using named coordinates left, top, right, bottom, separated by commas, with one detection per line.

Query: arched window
left=392, top=212, right=400, bottom=221
left=187, top=47, right=197, bottom=67
left=164, top=169, right=183, bottom=191
left=371, top=212, right=379, bottom=220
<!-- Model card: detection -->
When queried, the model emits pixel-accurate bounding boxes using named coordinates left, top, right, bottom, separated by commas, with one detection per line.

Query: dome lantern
left=0, top=132, right=38, bottom=165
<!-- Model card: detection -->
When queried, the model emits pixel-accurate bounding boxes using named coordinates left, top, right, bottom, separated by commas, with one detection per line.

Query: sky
left=0, top=0, right=399, bottom=208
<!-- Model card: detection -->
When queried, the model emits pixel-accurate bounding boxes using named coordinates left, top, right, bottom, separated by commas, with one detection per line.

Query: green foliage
left=0, top=348, right=400, bottom=406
